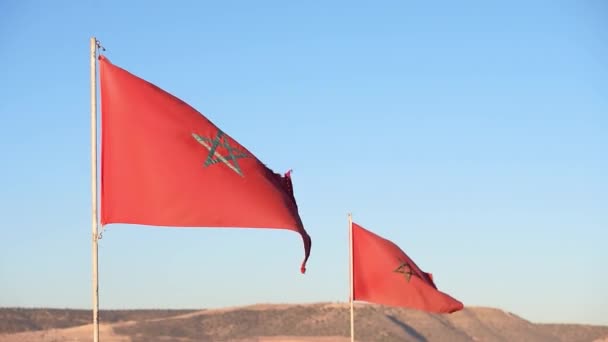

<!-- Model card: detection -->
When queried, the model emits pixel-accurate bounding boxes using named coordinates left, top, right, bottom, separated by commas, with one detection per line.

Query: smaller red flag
left=352, top=222, right=463, bottom=313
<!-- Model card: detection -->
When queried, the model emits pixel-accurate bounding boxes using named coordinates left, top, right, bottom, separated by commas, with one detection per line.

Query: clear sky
left=0, top=0, right=606, bottom=326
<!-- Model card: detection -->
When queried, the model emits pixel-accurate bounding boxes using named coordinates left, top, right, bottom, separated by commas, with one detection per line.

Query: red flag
left=99, top=55, right=311, bottom=273
left=352, top=222, right=462, bottom=313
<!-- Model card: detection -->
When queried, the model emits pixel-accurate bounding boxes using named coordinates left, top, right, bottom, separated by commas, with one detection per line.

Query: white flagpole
left=348, top=213, right=354, bottom=342
left=90, top=36, right=100, bottom=342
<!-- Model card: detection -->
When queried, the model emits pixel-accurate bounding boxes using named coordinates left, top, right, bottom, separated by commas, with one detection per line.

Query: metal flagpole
left=90, top=36, right=100, bottom=342
left=348, top=213, right=354, bottom=342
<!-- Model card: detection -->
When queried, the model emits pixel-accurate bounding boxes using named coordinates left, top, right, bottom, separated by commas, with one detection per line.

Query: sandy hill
left=0, top=303, right=606, bottom=342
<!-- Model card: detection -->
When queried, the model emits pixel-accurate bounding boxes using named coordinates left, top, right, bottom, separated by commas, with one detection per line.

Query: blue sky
left=0, top=0, right=606, bottom=326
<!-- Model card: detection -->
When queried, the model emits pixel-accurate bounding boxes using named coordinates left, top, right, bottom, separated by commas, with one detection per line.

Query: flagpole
left=348, top=213, right=354, bottom=342
left=90, top=36, right=100, bottom=342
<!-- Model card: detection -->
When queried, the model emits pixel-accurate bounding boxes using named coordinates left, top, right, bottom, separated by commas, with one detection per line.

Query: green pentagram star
left=393, top=259, right=415, bottom=282
left=192, top=130, right=250, bottom=177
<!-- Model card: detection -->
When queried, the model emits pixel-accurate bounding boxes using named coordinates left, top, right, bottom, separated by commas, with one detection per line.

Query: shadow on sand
left=386, top=314, right=428, bottom=342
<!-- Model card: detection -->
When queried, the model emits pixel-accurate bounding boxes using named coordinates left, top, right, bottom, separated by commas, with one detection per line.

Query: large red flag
left=352, top=222, right=462, bottom=313
left=99, top=55, right=311, bottom=273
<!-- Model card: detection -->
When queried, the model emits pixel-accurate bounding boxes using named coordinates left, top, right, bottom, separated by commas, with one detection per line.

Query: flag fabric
left=352, top=222, right=462, bottom=313
left=99, top=55, right=311, bottom=273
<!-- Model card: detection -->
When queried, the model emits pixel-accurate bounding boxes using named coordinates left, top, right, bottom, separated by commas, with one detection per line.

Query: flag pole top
left=91, top=37, right=106, bottom=53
